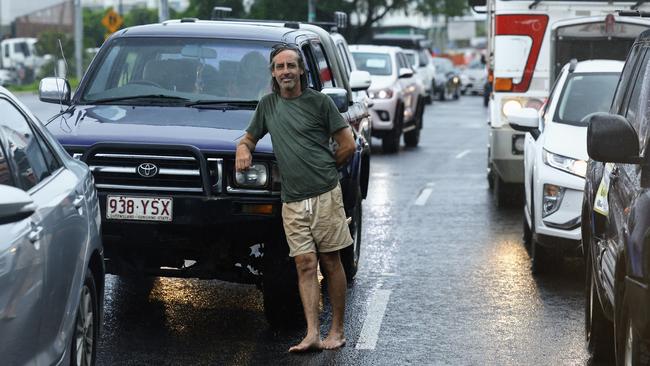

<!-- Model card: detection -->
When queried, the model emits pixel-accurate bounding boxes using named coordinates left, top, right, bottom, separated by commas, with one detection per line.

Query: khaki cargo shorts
left=282, top=184, right=353, bottom=257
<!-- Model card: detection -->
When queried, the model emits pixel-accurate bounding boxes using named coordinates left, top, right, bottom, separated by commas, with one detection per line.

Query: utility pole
left=308, top=0, right=316, bottom=22
left=159, top=0, right=169, bottom=22
left=74, top=0, right=82, bottom=80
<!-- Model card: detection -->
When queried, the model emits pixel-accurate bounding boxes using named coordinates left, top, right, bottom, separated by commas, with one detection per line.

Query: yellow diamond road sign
left=102, top=9, right=123, bottom=34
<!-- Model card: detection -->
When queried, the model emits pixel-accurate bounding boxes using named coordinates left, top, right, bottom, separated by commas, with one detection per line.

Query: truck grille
left=86, top=151, right=209, bottom=194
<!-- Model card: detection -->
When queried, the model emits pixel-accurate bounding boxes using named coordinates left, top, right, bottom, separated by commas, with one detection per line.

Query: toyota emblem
left=137, top=163, right=158, bottom=178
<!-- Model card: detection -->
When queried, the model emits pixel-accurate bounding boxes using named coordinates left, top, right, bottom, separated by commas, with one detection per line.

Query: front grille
left=86, top=150, right=209, bottom=194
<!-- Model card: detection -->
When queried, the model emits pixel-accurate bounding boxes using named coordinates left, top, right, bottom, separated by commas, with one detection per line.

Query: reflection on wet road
left=16, top=93, right=596, bottom=365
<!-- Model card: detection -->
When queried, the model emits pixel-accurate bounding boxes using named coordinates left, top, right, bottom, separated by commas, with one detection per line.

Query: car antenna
left=56, top=38, right=70, bottom=113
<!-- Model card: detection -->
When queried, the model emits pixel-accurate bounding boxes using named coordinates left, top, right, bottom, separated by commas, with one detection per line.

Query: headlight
left=452, top=76, right=460, bottom=84
left=501, top=97, right=544, bottom=120
left=542, top=149, right=587, bottom=177
left=235, top=163, right=268, bottom=188
left=502, top=100, right=522, bottom=117
left=369, top=88, right=393, bottom=99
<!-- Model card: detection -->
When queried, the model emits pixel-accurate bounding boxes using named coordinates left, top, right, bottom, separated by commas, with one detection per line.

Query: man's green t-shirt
left=246, top=88, right=349, bottom=202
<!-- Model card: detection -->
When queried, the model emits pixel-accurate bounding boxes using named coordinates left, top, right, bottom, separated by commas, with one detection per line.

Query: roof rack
left=209, top=6, right=348, bottom=31
left=618, top=10, right=650, bottom=17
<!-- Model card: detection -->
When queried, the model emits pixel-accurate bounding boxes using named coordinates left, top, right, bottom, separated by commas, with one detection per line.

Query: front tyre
left=71, top=270, right=99, bottom=366
left=618, top=293, right=650, bottom=365
left=341, top=193, right=362, bottom=283
left=262, top=236, right=303, bottom=329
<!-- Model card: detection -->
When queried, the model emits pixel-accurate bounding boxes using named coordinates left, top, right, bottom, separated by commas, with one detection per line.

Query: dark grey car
left=0, top=86, right=104, bottom=366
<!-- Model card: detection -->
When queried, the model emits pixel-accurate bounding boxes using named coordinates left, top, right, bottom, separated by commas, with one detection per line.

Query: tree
left=124, top=7, right=158, bottom=27
left=183, top=0, right=245, bottom=20
left=84, top=8, right=107, bottom=49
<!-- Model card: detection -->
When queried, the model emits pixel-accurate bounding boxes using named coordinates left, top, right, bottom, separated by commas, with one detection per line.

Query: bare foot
left=288, top=336, right=322, bottom=353
left=322, top=333, right=346, bottom=350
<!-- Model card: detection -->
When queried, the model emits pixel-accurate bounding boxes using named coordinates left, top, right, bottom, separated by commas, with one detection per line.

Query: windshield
left=81, top=37, right=273, bottom=104
left=351, top=52, right=392, bottom=76
left=555, top=73, right=620, bottom=125
left=404, top=53, right=417, bottom=68
left=432, top=58, right=453, bottom=73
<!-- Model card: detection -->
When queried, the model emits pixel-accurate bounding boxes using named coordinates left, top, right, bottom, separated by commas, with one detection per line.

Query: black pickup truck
left=39, top=18, right=371, bottom=326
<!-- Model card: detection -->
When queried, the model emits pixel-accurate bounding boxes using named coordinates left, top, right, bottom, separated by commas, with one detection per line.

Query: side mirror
left=322, top=87, right=349, bottom=113
left=587, top=112, right=640, bottom=163
left=349, top=70, right=372, bottom=91
left=398, top=68, right=414, bottom=79
left=39, top=77, right=71, bottom=105
left=0, top=184, right=36, bottom=225
left=507, top=107, right=539, bottom=131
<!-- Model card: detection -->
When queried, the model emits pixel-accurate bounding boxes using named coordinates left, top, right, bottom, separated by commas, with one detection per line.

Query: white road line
left=455, top=149, right=471, bottom=159
left=414, top=188, right=433, bottom=206
left=356, top=289, right=392, bottom=350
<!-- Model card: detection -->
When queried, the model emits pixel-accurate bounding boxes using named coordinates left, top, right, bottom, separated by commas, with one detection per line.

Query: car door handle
left=28, top=225, right=43, bottom=243
left=73, top=195, right=84, bottom=209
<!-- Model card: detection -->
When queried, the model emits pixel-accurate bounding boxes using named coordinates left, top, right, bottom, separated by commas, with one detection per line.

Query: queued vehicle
left=350, top=44, right=426, bottom=152
left=460, top=59, right=487, bottom=96
left=39, top=19, right=369, bottom=328
left=0, top=86, right=104, bottom=366
left=402, top=48, right=436, bottom=104
left=508, top=59, right=623, bottom=273
left=583, top=29, right=650, bottom=365
left=431, top=56, right=461, bottom=101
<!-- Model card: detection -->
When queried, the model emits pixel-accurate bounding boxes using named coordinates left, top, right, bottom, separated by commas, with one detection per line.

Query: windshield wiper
left=529, top=0, right=542, bottom=9
left=89, top=94, right=191, bottom=105
left=632, top=0, right=646, bottom=10
left=185, top=100, right=259, bottom=109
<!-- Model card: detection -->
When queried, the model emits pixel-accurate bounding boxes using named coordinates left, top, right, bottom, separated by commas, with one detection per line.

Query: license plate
left=106, top=195, right=172, bottom=222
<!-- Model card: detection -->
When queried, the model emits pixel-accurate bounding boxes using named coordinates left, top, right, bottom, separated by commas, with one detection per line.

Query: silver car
left=0, top=86, right=103, bottom=366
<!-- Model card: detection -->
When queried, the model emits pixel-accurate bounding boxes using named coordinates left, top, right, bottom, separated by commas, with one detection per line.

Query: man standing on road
left=235, top=43, right=355, bottom=352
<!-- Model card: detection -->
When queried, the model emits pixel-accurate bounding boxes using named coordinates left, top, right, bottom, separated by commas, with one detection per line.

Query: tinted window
left=612, top=45, right=642, bottom=114
left=432, top=57, right=453, bottom=73
left=404, top=53, right=416, bottom=68
left=626, top=52, right=650, bottom=154
left=351, top=52, right=392, bottom=76
left=554, top=73, right=620, bottom=126
left=0, top=99, right=51, bottom=190
left=0, top=141, right=12, bottom=186
left=311, top=42, right=333, bottom=88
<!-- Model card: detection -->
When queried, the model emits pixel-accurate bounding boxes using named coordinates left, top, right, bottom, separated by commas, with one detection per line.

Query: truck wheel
left=585, top=248, right=614, bottom=361
left=341, top=193, right=362, bottom=283
left=382, top=104, right=403, bottom=153
left=404, top=101, right=422, bottom=148
left=71, top=269, right=99, bottom=366
left=262, top=237, right=303, bottom=329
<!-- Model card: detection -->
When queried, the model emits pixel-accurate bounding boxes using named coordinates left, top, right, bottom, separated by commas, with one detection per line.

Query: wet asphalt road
left=18, top=93, right=596, bottom=365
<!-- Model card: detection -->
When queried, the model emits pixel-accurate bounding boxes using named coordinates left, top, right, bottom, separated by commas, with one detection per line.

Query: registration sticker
left=593, top=163, right=614, bottom=217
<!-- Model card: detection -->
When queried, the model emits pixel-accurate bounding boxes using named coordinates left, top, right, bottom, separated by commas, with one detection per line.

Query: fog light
left=512, top=134, right=525, bottom=155
left=377, top=110, right=390, bottom=121
left=542, top=184, right=565, bottom=217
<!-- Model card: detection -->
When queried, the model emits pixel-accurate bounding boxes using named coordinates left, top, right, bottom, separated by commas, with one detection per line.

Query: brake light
left=495, top=14, right=549, bottom=93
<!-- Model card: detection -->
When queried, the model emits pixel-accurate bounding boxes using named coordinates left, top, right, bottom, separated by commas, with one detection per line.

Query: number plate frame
left=106, top=195, right=173, bottom=222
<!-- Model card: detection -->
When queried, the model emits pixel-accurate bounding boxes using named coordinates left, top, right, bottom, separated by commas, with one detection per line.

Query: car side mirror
left=322, top=87, right=349, bottom=113
left=507, top=107, right=539, bottom=132
left=398, top=68, right=414, bottom=79
left=39, top=77, right=71, bottom=105
left=586, top=112, right=640, bottom=164
left=0, top=184, right=36, bottom=225
left=349, top=70, right=372, bottom=91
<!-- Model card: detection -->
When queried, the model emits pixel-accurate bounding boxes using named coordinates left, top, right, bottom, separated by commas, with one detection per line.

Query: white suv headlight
left=542, top=149, right=587, bottom=178
left=369, top=88, right=394, bottom=99
left=235, top=163, right=268, bottom=188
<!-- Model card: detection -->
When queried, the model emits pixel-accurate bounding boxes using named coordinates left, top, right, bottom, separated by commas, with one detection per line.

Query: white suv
left=507, top=59, right=624, bottom=273
left=350, top=45, right=425, bottom=152
left=403, top=48, right=436, bottom=104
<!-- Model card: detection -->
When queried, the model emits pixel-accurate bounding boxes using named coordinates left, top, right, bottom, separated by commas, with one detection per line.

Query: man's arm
left=236, top=133, right=259, bottom=172
left=332, top=127, right=355, bottom=168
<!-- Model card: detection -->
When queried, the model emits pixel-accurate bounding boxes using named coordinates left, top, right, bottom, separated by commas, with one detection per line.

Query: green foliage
left=183, top=0, right=245, bottom=20
left=35, top=31, right=73, bottom=57
left=83, top=8, right=106, bottom=49
left=248, top=0, right=305, bottom=21
left=124, top=7, right=158, bottom=27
